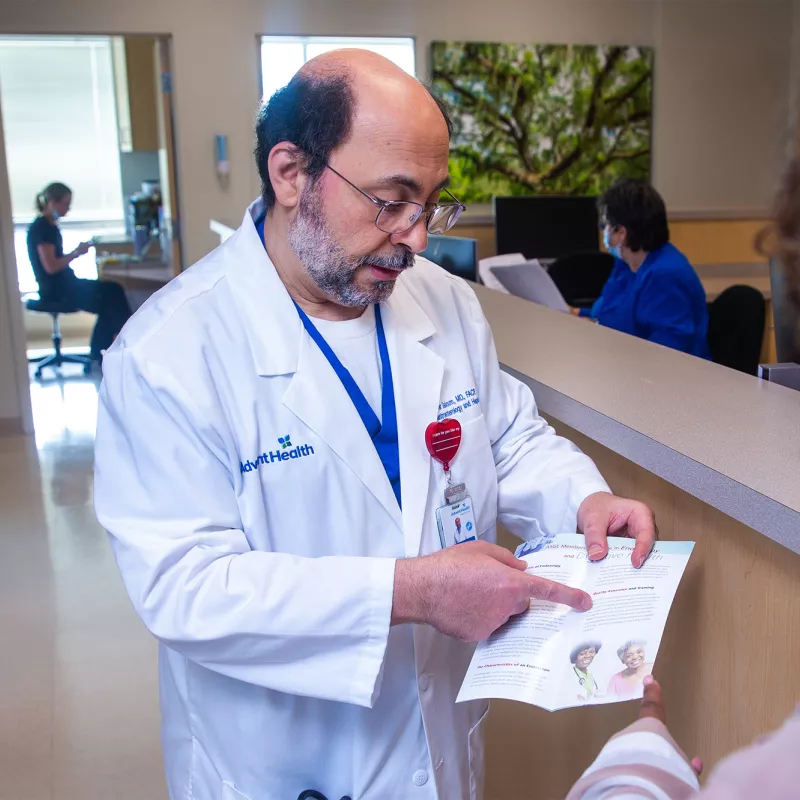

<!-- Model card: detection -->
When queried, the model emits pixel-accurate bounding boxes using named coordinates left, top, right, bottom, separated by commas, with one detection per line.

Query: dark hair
left=427, top=88, right=454, bottom=139
left=598, top=178, right=670, bottom=253
left=36, top=182, right=71, bottom=213
left=254, top=72, right=453, bottom=210
left=569, top=641, right=602, bottom=664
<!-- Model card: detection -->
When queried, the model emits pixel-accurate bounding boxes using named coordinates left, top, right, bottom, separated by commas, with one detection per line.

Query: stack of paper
left=489, top=260, right=570, bottom=313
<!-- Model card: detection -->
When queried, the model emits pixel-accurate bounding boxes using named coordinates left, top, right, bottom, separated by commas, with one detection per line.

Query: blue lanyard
left=293, top=301, right=401, bottom=508
left=255, top=213, right=401, bottom=507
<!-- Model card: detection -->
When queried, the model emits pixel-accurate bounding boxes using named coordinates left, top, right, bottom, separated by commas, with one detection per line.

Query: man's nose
left=391, top=215, right=429, bottom=255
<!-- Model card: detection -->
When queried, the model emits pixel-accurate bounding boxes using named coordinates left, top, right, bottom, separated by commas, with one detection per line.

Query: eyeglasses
left=325, top=165, right=466, bottom=235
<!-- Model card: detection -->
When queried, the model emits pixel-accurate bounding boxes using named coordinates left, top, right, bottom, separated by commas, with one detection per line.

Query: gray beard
left=287, top=182, right=414, bottom=308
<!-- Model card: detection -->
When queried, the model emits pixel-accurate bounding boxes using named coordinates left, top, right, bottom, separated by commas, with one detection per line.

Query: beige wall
left=655, top=2, right=792, bottom=213
left=0, top=0, right=794, bottom=431
left=455, top=217, right=771, bottom=264
left=0, top=0, right=793, bottom=267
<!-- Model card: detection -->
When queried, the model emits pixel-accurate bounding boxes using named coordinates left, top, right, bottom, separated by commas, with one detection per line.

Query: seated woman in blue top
left=577, top=179, right=711, bottom=359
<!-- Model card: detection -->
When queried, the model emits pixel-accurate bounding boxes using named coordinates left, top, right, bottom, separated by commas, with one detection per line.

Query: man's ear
left=268, top=142, right=306, bottom=209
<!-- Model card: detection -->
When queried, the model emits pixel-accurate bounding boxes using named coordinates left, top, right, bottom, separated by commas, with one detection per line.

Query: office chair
left=547, top=251, right=615, bottom=308
left=25, top=297, right=94, bottom=379
left=706, top=285, right=766, bottom=375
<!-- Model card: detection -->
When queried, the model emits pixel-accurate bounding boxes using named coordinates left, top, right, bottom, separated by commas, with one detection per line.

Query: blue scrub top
left=579, top=243, right=711, bottom=359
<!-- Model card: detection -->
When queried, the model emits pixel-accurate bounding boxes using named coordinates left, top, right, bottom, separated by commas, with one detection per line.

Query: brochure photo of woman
left=569, top=641, right=603, bottom=702
left=607, top=640, right=654, bottom=698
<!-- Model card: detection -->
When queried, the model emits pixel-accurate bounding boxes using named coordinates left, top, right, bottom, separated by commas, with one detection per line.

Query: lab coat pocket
left=222, top=781, right=252, bottom=800
left=467, top=702, right=490, bottom=800
left=457, top=414, right=498, bottom=538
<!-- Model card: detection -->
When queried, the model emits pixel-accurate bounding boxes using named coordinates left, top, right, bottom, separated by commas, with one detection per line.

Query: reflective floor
left=0, top=366, right=167, bottom=799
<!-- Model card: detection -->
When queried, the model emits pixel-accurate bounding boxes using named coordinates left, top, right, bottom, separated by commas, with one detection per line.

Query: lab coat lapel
left=282, top=325, right=405, bottom=531
left=383, top=279, right=444, bottom=557
left=226, top=208, right=440, bottom=540
left=227, top=208, right=403, bottom=528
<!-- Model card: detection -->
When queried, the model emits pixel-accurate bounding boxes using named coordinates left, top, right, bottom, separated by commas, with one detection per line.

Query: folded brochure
left=457, top=533, right=694, bottom=711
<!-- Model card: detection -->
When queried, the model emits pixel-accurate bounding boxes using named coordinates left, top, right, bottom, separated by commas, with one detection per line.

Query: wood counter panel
left=484, top=421, right=800, bottom=799
left=452, top=218, right=767, bottom=266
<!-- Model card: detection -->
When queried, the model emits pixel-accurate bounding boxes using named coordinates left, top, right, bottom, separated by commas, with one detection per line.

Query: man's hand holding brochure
left=457, top=533, right=693, bottom=711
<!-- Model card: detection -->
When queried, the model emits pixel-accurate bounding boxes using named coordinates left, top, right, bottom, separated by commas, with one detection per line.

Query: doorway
left=0, top=33, right=182, bottom=368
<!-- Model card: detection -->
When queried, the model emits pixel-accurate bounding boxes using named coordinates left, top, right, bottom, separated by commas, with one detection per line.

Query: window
left=260, top=36, right=415, bottom=102
left=0, top=36, right=125, bottom=291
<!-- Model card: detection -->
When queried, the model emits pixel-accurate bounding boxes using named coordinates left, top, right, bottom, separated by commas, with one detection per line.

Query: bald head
left=300, top=49, right=450, bottom=141
left=255, top=49, right=452, bottom=209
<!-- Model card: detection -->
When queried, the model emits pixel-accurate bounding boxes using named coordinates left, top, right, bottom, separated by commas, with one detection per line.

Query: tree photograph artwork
left=431, top=42, right=653, bottom=203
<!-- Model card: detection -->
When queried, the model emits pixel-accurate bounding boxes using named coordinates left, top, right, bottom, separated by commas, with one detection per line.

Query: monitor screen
left=420, top=235, right=478, bottom=282
left=494, top=196, right=600, bottom=260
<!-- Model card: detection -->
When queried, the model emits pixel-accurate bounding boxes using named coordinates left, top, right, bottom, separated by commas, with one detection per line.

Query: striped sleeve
left=565, top=719, right=700, bottom=800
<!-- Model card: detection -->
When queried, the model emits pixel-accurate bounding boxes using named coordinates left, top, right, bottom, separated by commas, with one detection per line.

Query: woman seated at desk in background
left=573, top=179, right=711, bottom=359
left=27, top=182, right=131, bottom=365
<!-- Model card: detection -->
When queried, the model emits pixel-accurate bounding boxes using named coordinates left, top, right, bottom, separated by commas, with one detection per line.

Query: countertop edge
left=502, top=365, right=800, bottom=555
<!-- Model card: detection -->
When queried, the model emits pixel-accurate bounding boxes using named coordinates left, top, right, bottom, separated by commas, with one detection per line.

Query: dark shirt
left=27, top=215, right=76, bottom=298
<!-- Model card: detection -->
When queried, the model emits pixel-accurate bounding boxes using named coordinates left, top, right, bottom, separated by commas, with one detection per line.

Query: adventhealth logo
left=240, top=435, right=315, bottom=474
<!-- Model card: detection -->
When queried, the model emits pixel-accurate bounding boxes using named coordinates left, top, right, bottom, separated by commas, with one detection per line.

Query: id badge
left=436, top=496, right=477, bottom=548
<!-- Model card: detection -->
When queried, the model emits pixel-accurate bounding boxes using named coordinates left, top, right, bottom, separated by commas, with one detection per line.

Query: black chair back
left=707, top=285, right=766, bottom=375
left=547, top=251, right=614, bottom=307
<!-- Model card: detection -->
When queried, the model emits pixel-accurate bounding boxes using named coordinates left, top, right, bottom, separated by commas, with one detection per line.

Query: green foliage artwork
left=431, top=42, right=653, bottom=203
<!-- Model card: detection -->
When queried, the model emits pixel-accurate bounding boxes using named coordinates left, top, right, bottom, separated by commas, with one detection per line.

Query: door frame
left=0, top=95, right=33, bottom=434
left=0, top=32, right=182, bottom=435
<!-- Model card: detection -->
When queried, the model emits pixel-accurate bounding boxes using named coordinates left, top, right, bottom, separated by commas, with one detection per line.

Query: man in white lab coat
left=94, top=50, right=657, bottom=800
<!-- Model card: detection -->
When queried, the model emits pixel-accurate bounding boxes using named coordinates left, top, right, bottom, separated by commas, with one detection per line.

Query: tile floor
left=0, top=365, right=167, bottom=799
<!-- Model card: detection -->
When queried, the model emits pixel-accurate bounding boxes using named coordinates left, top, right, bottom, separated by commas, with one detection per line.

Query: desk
left=204, top=219, right=792, bottom=794
left=475, top=287, right=800, bottom=799
left=98, top=261, right=173, bottom=312
left=100, top=264, right=173, bottom=284
left=697, top=271, right=775, bottom=362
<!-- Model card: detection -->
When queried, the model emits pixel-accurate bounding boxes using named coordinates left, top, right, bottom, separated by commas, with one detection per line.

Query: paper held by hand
left=456, top=534, right=694, bottom=712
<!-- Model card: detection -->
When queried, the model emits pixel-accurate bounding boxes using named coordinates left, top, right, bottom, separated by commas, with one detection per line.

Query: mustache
left=359, top=249, right=415, bottom=270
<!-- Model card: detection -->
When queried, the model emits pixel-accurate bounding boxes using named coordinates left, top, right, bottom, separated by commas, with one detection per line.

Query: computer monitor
left=420, top=234, right=478, bottom=282
left=494, top=196, right=600, bottom=260
left=769, top=257, right=800, bottom=364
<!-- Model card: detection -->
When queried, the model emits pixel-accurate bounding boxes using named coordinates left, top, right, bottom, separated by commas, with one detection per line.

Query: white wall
left=0, top=99, right=32, bottom=432
left=0, top=0, right=793, bottom=267
left=656, top=1, right=792, bottom=213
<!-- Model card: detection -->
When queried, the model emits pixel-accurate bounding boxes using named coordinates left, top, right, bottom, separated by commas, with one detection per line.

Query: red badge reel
left=425, top=419, right=466, bottom=504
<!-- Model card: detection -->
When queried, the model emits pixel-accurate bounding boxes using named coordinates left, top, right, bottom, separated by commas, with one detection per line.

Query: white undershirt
left=312, top=305, right=383, bottom=422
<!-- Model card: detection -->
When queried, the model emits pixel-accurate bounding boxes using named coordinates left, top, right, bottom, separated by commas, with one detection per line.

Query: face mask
left=603, top=226, right=622, bottom=259
left=50, top=208, right=61, bottom=221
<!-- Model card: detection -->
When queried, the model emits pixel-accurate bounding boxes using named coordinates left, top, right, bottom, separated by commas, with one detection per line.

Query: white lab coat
left=94, top=203, right=610, bottom=800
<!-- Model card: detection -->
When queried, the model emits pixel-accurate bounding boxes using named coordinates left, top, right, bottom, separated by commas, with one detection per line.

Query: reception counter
left=474, top=285, right=800, bottom=799
left=207, top=216, right=798, bottom=796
